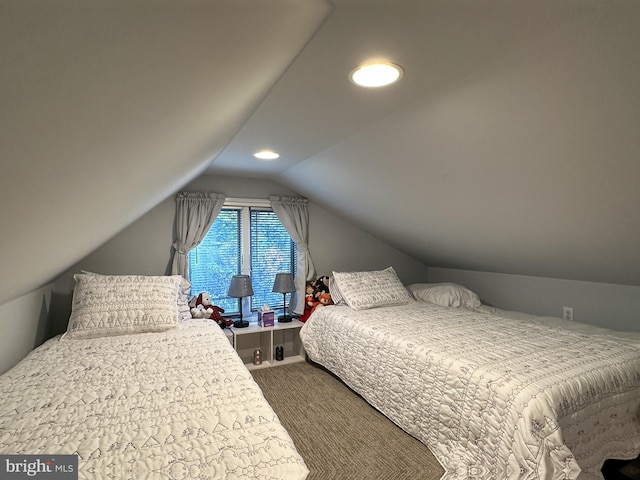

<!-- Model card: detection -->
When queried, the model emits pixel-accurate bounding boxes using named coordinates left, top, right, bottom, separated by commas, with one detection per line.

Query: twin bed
left=2, top=268, right=639, bottom=480
left=0, top=273, right=308, bottom=480
left=301, top=268, right=640, bottom=480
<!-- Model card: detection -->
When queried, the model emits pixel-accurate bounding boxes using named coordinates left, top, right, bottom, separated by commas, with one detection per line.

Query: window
left=188, top=199, right=296, bottom=315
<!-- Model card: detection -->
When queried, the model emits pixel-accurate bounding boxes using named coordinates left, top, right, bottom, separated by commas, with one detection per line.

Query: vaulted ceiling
left=0, top=0, right=330, bottom=305
left=2, top=0, right=640, bottom=306
left=210, top=0, right=640, bottom=286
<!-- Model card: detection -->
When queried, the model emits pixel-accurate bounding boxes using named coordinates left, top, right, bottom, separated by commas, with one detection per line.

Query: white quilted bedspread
left=300, top=302, right=640, bottom=480
left=0, top=319, right=308, bottom=480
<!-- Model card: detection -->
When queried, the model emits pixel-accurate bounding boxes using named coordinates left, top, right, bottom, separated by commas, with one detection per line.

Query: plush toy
left=298, top=281, right=318, bottom=323
left=314, top=275, right=330, bottom=296
left=188, top=292, right=206, bottom=308
left=311, top=292, right=333, bottom=314
left=190, top=304, right=210, bottom=319
left=189, top=292, right=232, bottom=327
left=299, top=277, right=334, bottom=322
left=190, top=292, right=214, bottom=319
left=211, top=305, right=232, bottom=328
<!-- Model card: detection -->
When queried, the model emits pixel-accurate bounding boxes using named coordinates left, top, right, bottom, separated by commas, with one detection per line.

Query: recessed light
left=349, top=62, right=403, bottom=88
left=254, top=150, right=280, bottom=160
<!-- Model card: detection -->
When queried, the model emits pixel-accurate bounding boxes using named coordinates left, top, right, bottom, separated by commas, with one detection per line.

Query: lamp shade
left=228, top=275, right=254, bottom=298
left=272, top=273, right=295, bottom=293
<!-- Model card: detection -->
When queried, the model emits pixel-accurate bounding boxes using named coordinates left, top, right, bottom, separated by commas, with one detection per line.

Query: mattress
left=300, top=301, right=640, bottom=480
left=0, top=319, right=308, bottom=480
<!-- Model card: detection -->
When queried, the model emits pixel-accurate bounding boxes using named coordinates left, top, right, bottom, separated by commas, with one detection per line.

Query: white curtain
left=270, top=196, right=316, bottom=314
left=171, top=192, right=226, bottom=279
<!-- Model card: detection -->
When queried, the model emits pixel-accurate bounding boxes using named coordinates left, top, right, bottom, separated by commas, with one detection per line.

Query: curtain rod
left=224, top=197, right=271, bottom=208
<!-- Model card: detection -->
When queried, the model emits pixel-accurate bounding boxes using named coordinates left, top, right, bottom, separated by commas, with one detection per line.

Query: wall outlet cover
left=563, top=306, right=574, bottom=321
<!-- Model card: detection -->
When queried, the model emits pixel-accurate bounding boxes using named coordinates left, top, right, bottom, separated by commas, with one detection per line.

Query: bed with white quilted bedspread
left=0, top=319, right=308, bottom=480
left=300, top=301, right=640, bottom=480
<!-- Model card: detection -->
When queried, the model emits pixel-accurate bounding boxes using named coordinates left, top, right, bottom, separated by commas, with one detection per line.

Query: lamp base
left=278, top=315, right=292, bottom=323
left=233, top=319, right=250, bottom=328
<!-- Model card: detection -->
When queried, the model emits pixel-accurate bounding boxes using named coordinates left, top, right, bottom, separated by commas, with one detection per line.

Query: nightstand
left=230, top=319, right=305, bottom=370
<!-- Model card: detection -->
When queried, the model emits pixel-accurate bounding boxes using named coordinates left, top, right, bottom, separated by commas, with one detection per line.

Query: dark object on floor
left=603, top=456, right=640, bottom=480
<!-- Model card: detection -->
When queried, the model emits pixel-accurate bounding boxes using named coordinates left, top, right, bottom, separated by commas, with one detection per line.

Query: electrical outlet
left=563, top=306, right=574, bottom=321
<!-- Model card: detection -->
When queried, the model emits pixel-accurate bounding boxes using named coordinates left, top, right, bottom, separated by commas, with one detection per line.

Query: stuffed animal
left=311, top=292, right=333, bottom=314
left=190, top=292, right=214, bottom=319
left=190, top=304, right=210, bottom=319
left=188, top=292, right=208, bottom=308
left=298, top=281, right=318, bottom=323
left=210, top=305, right=233, bottom=328
left=314, top=275, right=330, bottom=296
left=299, top=277, right=334, bottom=322
left=188, top=292, right=232, bottom=327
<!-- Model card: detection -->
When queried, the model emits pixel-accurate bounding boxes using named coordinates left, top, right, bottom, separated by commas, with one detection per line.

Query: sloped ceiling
left=0, top=0, right=330, bottom=305
left=3, top=1, right=640, bottom=309
left=210, top=0, right=640, bottom=286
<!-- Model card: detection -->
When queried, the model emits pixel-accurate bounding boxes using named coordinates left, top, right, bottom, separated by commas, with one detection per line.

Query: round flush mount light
left=349, top=62, right=403, bottom=88
left=253, top=150, right=280, bottom=160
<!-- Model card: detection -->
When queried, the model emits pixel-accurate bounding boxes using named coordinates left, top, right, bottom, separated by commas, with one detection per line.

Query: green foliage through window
left=188, top=207, right=295, bottom=315
left=250, top=209, right=296, bottom=311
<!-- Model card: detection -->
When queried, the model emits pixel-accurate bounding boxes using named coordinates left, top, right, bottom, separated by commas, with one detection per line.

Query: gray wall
left=0, top=285, right=53, bottom=375
left=428, top=267, right=640, bottom=332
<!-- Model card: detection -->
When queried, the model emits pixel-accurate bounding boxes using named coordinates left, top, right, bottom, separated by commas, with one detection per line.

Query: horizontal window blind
left=250, top=208, right=295, bottom=311
left=188, top=205, right=295, bottom=316
left=188, top=209, right=241, bottom=313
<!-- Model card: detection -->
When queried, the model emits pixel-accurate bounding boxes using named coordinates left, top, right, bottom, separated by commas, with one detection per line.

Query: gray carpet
left=253, top=361, right=640, bottom=480
left=251, top=361, right=444, bottom=480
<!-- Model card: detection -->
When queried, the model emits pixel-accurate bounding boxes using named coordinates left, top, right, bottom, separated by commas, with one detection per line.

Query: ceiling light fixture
left=254, top=150, right=280, bottom=160
left=349, top=62, right=403, bottom=88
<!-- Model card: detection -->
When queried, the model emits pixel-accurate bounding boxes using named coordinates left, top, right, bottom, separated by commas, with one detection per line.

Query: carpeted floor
left=251, top=361, right=444, bottom=480
left=252, top=361, right=640, bottom=480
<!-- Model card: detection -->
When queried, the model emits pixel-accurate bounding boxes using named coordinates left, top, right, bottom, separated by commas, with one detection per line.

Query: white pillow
left=81, top=270, right=193, bottom=321
left=331, top=267, right=412, bottom=311
left=328, top=276, right=346, bottom=305
left=408, top=283, right=481, bottom=309
left=176, top=277, right=193, bottom=321
left=65, top=273, right=183, bottom=339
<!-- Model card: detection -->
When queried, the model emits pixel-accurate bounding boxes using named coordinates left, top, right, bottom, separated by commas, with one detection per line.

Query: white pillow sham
left=408, top=282, right=481, bottom=309
left=81, top=270, right=193, bottom=321
left=65, top=273, right=184, bottom=339
left=176, top=277, right=193, bottom=321
left=328, top=276, right=346, bottom=305
left=331, top=266, right=412, bottom=311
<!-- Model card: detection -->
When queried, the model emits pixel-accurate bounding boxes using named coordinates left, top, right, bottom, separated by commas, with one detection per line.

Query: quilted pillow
left=81, top=271, right=193, bottom=321
left=331, top=266, right=412, bottom=311
left=408, top=282, right=481, bottom=309
left=328, top=276, right=346, bottom=305
left=65, top=273, right=183, bottom=339
left=176, top=277, right=193, bottom=321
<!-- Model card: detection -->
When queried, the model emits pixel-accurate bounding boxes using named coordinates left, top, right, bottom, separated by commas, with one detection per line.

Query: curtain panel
left=270, top=196, right=316, bottom=314
left=171, top=192, right=226, bottom=279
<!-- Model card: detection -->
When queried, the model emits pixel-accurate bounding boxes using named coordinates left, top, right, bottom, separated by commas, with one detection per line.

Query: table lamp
left=272, top=272, right=296, bottom=323
left=228, top=275, right=254, bottom=328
